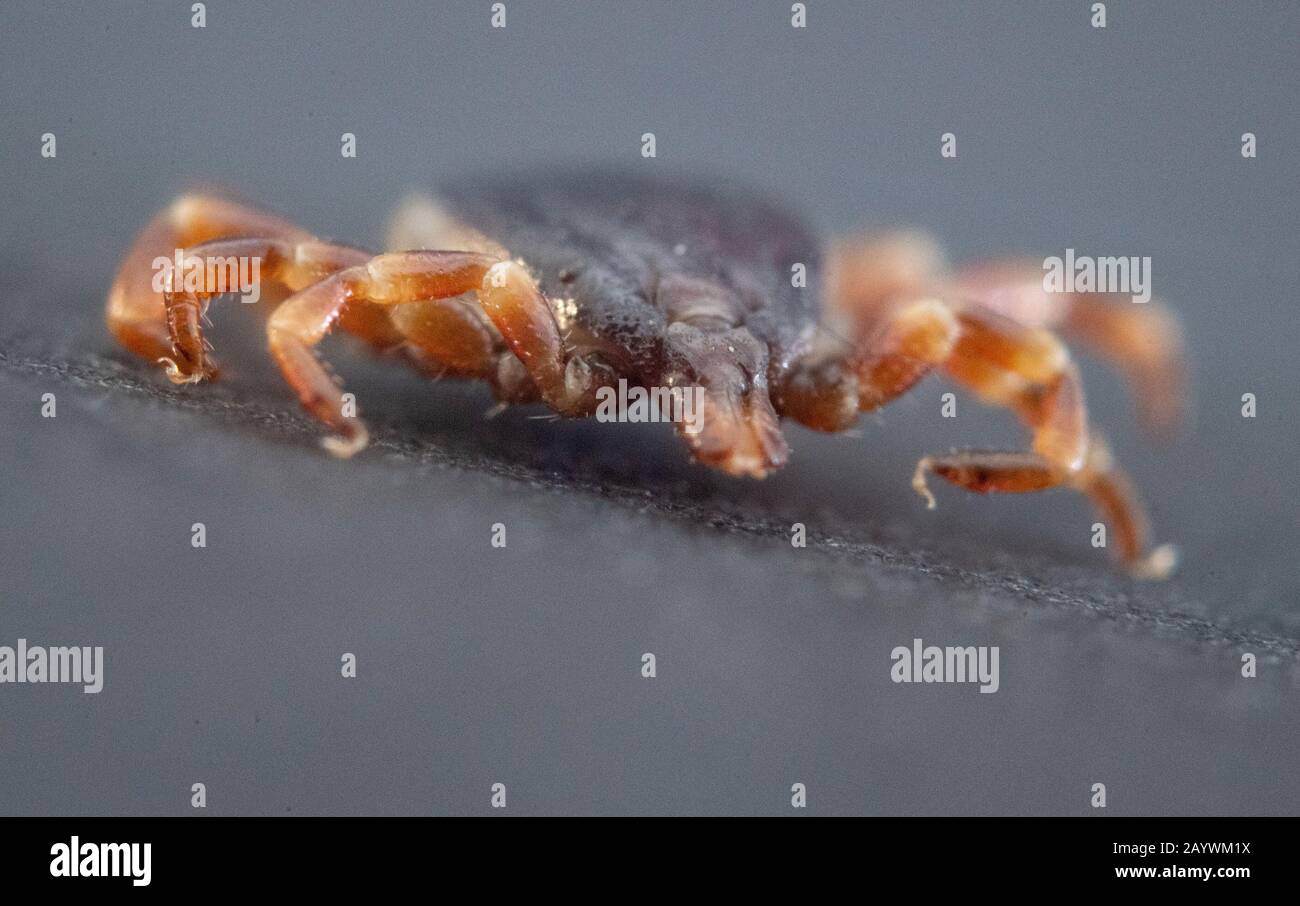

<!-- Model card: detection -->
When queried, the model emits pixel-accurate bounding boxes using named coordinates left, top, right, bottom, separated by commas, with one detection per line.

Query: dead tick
left=106, top=170, right=1184, bottom=577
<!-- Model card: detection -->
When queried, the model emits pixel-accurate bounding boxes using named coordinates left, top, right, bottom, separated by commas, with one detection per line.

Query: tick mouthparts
left=685, top=367, right=789, bottom=479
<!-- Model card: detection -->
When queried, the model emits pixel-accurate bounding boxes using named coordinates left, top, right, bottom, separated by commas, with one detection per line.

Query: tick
left=106, top=170, right=1184, bottom=577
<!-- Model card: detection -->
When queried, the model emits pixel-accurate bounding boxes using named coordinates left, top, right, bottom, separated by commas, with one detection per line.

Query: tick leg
left=828, top=232, right=1177, bottom=575
left=822, top=233, right=963, bottom=414
left=774, top=333, right=861, bottom=433
left=942, top=308, right=1088, bottom=468
left=385, top=192, right=509, bottom=257
left=851, top=299, right=1087, bottom=470
left=776, top=297, right=954, bottom=434
left=388, top=298, right=501, bottom=378
left=384, top=194, right=552, bottom=393
left=266, top=252, right=590, bottom=457
left=900, top=303, right=1172, bottom=577
left=950, top=262, right=1186, bottom=436
left=827, top=237, right=1186, bottom=436
left=913, top=441, right=1176, bottom=579
left=826, top=230, right=945, bottom=327
left=106, top=194, right=314, bottom=363
left=855, top=298, right=962, bottom=413
left=157, top=237, right=375, bottom=383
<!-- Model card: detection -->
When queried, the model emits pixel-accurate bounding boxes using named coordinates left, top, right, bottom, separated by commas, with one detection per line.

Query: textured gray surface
left=0, top=1, right=1297, bottom=815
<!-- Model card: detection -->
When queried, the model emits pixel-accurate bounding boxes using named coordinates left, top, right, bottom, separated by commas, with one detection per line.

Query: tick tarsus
left=105, top=176, right=1186, bottom=578
left=912, top=442, right=1179, bottom=581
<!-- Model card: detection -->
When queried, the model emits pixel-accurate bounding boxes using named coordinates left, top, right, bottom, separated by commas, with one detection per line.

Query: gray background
left=1, top=1, right=1296, bottom=815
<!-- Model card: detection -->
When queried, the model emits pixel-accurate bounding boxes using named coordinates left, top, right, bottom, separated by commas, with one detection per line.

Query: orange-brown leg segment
left=941, top=309, right=1088, bottom=469
left=828, top=237, right=1186, bottom=437
left=1061, top=295, right=1185, bottom=436
left=849, top=298, right=1173, bottom=577
left=382, top=194, right=545, bottom=393
left=387, top=298, right=501, bottom=378
left=265, top=252, right=586, bottom=457
left=912, top=440, right=1175, bottom=579
left=106, top=194, right=315, bottom=363
left=855, top=299, right=961, bottom=413
left=155, top=236, right=378, bottom=383
left=950, top=262, right=1186, bottom=436
left=828, top=236, right=1176, bottom=576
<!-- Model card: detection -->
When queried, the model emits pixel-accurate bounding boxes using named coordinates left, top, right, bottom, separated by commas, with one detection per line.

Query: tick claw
left=1131, top=543, right=1178, bottom=581
left=320, top=424, right=369, bottom=459
left=157, top=357, right=205, bottom=385
left=912, top=457, right=937, bottom=509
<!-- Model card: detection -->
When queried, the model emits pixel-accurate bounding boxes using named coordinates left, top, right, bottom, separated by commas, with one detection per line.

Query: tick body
left=106, top=169, right=1184, bottom=577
